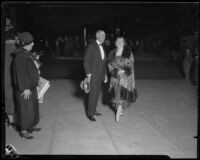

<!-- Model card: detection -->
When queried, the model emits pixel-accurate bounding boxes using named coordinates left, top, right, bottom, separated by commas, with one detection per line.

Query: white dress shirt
left=96, top=40, right=104, bottom=60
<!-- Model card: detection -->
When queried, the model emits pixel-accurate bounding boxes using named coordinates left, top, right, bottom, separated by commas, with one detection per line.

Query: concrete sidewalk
left=5, top=79, right=197, bottom=158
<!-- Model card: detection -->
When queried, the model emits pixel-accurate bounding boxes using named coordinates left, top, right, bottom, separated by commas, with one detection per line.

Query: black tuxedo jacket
left=84, top=40, right=107, bottom=81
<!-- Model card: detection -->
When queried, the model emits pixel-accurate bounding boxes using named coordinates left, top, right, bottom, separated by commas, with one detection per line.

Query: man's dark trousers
left=87, top=77, right=102, bottom=116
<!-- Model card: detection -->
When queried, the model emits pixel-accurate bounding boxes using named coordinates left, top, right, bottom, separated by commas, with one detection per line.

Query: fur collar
left=121, top=45, right=132, bottom=58
left=109, top=45, right=132, bottom=61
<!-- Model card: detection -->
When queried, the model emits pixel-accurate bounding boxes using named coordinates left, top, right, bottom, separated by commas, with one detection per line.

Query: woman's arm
left=124, top=53, right=134, bottom=76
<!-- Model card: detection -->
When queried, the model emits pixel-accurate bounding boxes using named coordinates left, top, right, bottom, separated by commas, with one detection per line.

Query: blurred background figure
left=183, top=48, right=193, bottom=81
left=5, top=17, right=19, bottom=127
left=6, top=17, right=13, bottom=32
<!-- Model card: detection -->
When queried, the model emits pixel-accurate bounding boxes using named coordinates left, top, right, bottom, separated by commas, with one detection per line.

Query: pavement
left=5, top=79, right=197, bottom=158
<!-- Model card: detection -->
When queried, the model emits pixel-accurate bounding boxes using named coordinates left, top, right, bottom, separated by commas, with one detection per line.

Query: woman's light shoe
left=120, top=110, right=123, bottom=116
left=116, top=105, right=122, bottom=122
left=19, top=131, right=34, bottom=139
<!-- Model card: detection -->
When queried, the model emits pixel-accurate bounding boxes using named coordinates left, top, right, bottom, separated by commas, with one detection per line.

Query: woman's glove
left=111, top=68, right=119, bottom=78
left=122, top=66, right=132, bottom=76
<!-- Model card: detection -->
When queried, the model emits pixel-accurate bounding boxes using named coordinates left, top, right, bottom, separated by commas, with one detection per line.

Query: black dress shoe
left=94, top=112, right=102, bottom=116
left=20, top=132, right=34, bottom=139
left=28, top=127, right=41, bottom=133
left=88, top=116, right=96, bottom=121
left=32, top=127, right=41, bottom=132
left=7, top=122, right=16, bottom=128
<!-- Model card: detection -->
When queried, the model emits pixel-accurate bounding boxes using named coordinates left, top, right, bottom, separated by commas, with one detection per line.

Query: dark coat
left=84, top=40, right=107, bottom=81
left=13, top=48, right=40, bottom=130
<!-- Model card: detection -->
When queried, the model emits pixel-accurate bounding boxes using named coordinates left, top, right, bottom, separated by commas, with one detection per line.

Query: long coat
left=13, top=48, right=40, bottom=130
left=83, top=40, right=107, bottom=116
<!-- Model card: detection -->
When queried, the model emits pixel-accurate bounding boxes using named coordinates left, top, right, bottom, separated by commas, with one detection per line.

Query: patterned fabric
left=108, top=48, right=137, bottom=104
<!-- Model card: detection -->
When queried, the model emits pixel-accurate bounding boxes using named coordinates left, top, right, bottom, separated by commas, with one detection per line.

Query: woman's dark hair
left=122, top=44, right=132, bottom=59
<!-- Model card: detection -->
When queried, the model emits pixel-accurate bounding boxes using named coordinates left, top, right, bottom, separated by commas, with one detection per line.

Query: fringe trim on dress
left=109, top=82, right=138, bottom=104
left=120, top=86, right=138, bottom=103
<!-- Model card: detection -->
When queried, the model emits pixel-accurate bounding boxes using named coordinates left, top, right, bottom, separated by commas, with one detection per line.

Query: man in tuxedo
left=84, top=30, right=108, bottom=121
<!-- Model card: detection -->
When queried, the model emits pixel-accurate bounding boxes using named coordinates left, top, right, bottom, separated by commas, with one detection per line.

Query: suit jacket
left=84, top=40, right=107, bottom=81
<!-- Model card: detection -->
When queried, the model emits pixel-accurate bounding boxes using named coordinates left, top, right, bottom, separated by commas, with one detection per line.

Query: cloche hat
left=18, top=32, right=34, bottom=46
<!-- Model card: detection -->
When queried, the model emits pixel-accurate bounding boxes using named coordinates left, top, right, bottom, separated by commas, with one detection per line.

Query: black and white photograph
left=2, top=1, right=199, bottom=158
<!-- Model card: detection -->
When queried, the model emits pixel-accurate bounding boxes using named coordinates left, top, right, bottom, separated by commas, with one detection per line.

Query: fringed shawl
left=108, top=46, right=135, bottom=91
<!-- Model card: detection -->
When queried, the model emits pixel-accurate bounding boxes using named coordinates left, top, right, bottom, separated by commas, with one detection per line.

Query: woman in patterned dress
left=108, top=37, right=137, bottom=122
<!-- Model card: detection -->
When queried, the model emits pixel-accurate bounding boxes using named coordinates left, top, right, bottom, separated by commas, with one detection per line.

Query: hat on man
left=18, top=32, right=34, bottom=46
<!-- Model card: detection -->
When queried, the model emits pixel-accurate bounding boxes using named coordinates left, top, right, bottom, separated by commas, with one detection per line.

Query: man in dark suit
left=84, top=30, right=108, bottom=121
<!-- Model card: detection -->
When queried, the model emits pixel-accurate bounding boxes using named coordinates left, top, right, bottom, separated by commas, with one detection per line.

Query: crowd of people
left=53, top=35, right=85, bottom=57
left=48, top=32, right=136, bottom=58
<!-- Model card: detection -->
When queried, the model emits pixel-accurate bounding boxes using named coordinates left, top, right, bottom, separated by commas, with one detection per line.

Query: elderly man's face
left=97, top=32, right=106, bottom=44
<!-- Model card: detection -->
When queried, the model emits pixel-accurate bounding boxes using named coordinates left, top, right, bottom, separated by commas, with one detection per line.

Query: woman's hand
left=33, top=52, right=40, bottom=60
left=104, top=75, right=108, bottom=83
left=35, top=55, right=40, bottom=60
left=118, top=69, right=125, bottom=75
left=21, top=89, right=32, bottom=100
left=108, top=64, right=113, bottom=71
